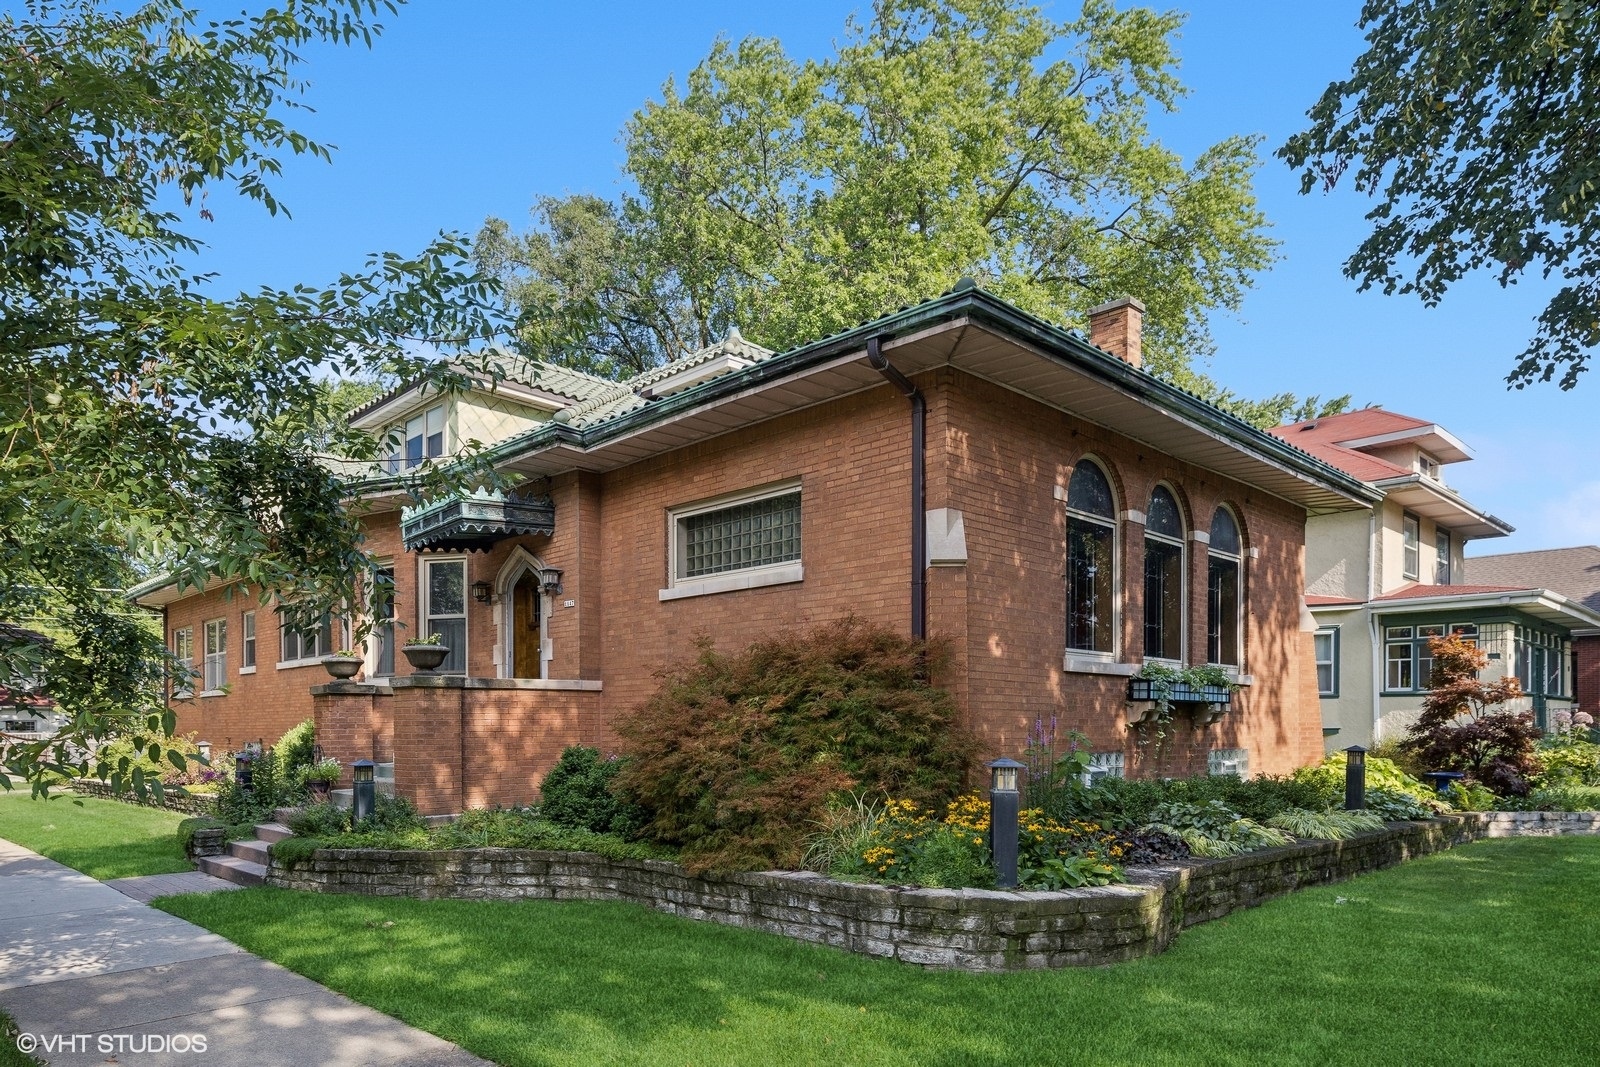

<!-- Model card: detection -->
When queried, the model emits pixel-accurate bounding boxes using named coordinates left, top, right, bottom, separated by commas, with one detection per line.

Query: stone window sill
left=659, top=563, right=804, bottom=602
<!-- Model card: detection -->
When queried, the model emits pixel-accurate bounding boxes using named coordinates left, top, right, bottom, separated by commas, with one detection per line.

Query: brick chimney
left=1088, top=296, right=1145, bottom=369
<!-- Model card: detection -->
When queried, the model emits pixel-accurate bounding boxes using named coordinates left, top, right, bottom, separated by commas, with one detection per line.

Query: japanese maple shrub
left=612, top=617, right=976, bottom=874
left=1400, top=635, right=1541, bottom=796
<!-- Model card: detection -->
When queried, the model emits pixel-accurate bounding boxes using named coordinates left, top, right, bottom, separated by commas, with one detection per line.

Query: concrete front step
left=198, top=854, right=267, bottom=887
left=255, top=821, right=294, bottom=844
left=228, top=838, right=271, bottom=863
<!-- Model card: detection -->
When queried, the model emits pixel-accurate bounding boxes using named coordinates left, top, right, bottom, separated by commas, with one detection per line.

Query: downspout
left=867, top=336, right=926, bottom=641
left=1368, top=509, right=1380, bottom=744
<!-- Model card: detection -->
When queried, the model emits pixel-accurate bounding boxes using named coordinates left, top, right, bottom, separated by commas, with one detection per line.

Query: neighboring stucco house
left=1465, top=546, right=1600, bottom=715
left=131, top=284, right=1380, bottom=814
left=1267, top=410, right=1600, bottom=749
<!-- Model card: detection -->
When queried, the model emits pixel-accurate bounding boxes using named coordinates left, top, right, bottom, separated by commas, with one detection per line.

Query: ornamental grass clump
left=612, top=618, right=976, bottom=874
left=1265, top=807, right=1385, bottom=841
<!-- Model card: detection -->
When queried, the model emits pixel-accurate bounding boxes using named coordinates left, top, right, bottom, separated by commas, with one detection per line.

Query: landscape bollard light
left=989, top=757, right=1025, bottom=889
left=1344, top=745, right=1367, bottom=810
left=352, top=759, right=376, bottom=824
left=197, top=740, right=211, bottom=763
left=234, top=751, right=254, bottom=792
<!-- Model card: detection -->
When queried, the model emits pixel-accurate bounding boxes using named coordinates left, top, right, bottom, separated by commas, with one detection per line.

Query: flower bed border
left=264, top=813, right=1600, bottom=971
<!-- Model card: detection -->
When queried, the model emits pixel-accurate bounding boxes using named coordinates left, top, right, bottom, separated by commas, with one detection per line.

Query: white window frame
left=240, top=610, right=256, bottom=673
left=1313, top=627, right=1339, bottom=697
left=171, top=626, right=194, bottom=700
left=1402, top=514, right=1420, bottom=580
left=278, top=611, right=335, bottom=668
left=1141, top=484, right=1186, bottom=665
left=202, top=618, right=227, bottom=695
left=660, top=480, right=804, bottom=601
left=421, top=555, right=469, bottom=674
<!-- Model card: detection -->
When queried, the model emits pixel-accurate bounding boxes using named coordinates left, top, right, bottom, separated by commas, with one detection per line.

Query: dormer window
left=389, top=404, right=446, bottom=472
left=1418, top=453, right=1440, bottom=479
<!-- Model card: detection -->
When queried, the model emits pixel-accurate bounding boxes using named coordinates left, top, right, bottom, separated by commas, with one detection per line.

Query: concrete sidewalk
left=0, top=837, right=490, bottom=1067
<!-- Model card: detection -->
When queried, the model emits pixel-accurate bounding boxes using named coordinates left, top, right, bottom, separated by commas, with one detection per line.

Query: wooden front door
left=512, top=571, right=542, bottom=679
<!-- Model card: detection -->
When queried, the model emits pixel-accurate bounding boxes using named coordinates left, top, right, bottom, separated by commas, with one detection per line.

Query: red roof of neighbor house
left=1267, top=410, right=1429, bottom=482
left=1373, top=583, right=1531, bottom=601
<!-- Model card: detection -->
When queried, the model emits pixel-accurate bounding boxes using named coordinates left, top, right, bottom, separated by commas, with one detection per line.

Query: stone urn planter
left=402, top=643, right=450, bottom=673
left=321, top=654, right=363, bottom=680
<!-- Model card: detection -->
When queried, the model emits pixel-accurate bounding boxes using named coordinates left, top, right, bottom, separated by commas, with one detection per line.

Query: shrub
left=1140, top=800, right=1292, bottom=858
left=1399, top=634, right=1540, bottom=795
left=1292, top=752, right=1445, bottom=811
left=358, top=792, right=422, bottom=833
left=538, top=746, right=644, bottom=836
left=287, top=801, right=351, bottom=837
left=1363, top=787, right=1435, bottom=821
left=1513, top=784, right=1600, bottom=812
left=1037, top=771, right=1329, bottom=829
left=1445, top=780, right=1499, bottom=811
left=1534, top=715, right=1600, bottom=787
left=613, top=617, right=977, bottom=873
left=273, top=719, right=317, bottom=780
left=92, top=732, right=205, bottom=792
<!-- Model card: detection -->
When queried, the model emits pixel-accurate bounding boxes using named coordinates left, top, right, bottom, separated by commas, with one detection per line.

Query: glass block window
left=1208, top=747, right=1249, bottom=777
left=1082, top=752, right=1125, bottom=787
left=680, top=491, right=801, bottom=579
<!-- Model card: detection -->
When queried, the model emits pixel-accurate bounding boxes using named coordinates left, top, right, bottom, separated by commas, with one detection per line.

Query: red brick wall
left=1577, top=635, right=1600, bottom=715
left=932, top=370, right=1320, bottom=779
left=175, top=364, right=1324, bottom=802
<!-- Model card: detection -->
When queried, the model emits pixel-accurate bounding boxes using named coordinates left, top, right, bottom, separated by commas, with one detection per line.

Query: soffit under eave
left=1379, top=482, right=1511, bottom=540
left=915, top=323, right=1372, bottom=514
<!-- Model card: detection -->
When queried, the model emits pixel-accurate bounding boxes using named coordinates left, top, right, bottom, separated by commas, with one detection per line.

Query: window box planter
left=1126, top=679, right=1234, bottom=705
left=401, top=643, right=450, bottom=673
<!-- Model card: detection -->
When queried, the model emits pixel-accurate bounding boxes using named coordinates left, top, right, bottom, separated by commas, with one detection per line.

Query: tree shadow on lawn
left=160, top=841, right=1600, bottom=1067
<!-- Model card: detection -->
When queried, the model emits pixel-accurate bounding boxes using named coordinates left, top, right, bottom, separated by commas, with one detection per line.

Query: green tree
left=0, top=0, right=503, bottom=792
left=479, top=0, right=1314, bottom=422
left=1280, top=0, right=1599, bottom=390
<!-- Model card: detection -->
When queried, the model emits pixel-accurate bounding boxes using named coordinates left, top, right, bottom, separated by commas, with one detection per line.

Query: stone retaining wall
left=68, top=779, right=216, bottom=816
left=269, top=816, right=1528, bottom=971
left=1476, top=810, right=1600, bottom=836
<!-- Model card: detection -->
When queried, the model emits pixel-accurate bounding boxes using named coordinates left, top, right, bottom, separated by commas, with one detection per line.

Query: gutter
left=866, top=336, right=927, bottom=641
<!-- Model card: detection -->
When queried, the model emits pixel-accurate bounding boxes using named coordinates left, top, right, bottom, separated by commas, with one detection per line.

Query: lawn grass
left=157, top=837, right=1600, bottom=1067
left=0, top=789, right=191, bottom=879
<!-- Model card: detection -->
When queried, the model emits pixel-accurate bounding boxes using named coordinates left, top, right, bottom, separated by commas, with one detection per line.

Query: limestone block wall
left=269, top=817, right=1521, bottom=972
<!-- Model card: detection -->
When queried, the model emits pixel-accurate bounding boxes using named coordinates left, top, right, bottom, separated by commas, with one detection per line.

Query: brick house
left=1465, top=546, right=1600, bottom=716
left=131, top=284, right=1380, bottom=814
left=1266, top=410, right=1600, bottom=749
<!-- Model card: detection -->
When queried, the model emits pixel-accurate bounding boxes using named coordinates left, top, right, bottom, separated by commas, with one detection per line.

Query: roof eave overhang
left=467, top=290, right=1379, bottom=513
left=1373, top=475, right=1514, bottom=539
left=1374, top=589, right=1600, bottom=630
left=1335, top=423, right=1473, bottom=463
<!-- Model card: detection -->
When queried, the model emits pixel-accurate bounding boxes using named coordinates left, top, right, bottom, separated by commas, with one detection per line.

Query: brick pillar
left=311, top=682, right=391, bottom=787
left=390, top=676, right=465, bottom=816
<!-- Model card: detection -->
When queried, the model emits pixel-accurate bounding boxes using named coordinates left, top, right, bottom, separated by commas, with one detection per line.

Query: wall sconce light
left=471, top=580, right=492, bottom=603
left=541, top=569, right=564, bottom=596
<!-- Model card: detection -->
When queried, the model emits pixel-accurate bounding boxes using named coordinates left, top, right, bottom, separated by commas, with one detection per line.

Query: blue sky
left=181, top=0, right=1597, bottom=556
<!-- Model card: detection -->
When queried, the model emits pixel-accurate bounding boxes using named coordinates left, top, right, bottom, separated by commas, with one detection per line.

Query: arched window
left=1208, top=507, right=1243, bottom=666
left=1065, top=459, right=1117, bottom=654
left=1143, top=486, right=1185, bottom=661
